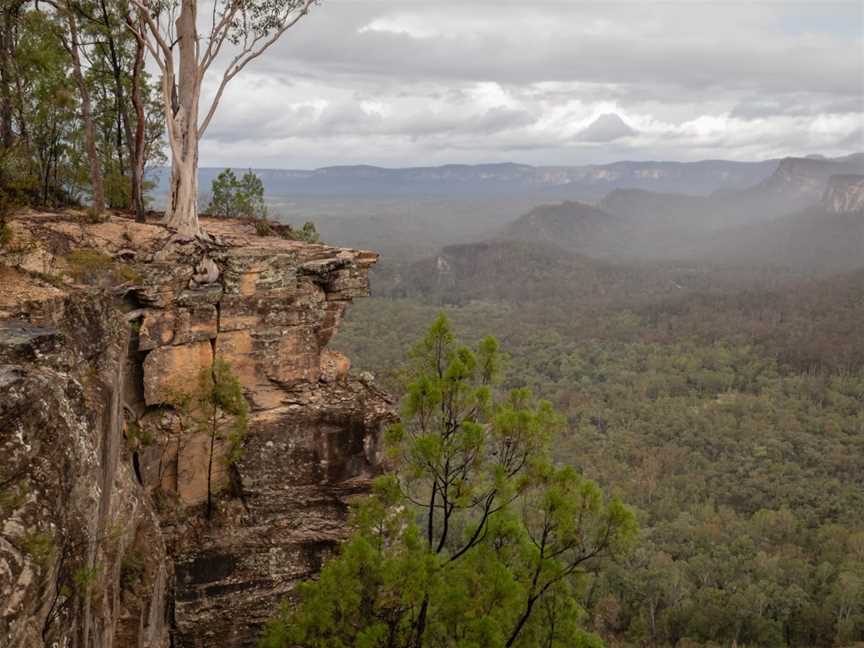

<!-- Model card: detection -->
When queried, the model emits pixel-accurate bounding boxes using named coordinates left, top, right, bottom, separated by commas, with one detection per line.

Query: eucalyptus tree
left=46, top=0, right=105, bottom=214
left=129, top=0, right=317, bottom=237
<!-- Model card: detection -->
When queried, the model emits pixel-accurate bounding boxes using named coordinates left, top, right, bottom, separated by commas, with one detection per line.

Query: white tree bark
left=129, top=0, right=316, bottom=238
left=162, top=0, right=200, bottom=236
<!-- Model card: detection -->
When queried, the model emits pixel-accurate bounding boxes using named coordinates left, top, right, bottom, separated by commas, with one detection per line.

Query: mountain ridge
left=149, top=157, right=805, bottom=201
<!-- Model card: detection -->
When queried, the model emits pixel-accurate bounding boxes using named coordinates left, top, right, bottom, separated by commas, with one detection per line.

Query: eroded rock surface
left=823, top=174, right=864, bottom=214
left=1, top=212, right=394, bottom=647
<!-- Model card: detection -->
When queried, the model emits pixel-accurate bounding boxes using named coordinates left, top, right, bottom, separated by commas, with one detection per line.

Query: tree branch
left=198, top=0, right=314, bottom=137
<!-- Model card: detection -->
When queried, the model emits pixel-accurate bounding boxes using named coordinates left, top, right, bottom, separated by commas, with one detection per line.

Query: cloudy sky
left=198, top=0, right=864, bottom=169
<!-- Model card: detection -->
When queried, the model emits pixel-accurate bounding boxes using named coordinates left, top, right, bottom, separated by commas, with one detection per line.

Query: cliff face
left=0, top=212, right=394, bottom=647
left=822, top=175, right=864, bottom=214
left=758, top=157, right=864, bottom=204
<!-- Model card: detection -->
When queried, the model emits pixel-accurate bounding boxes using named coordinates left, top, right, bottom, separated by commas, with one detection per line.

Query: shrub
left=255, top=219, right=274, bottom=236
left=275, top=221, right=320, bottom=243
left=81, top=208, right=109, bottom=224
left=22, top=530, right=54, bottom=569
left=120, top=549, right=147, bottom=588
left=65, top=249, right=141, bottom=284
left=73, top=564, right=101, bottom=593
left=126, top=419, right=155, bottom=449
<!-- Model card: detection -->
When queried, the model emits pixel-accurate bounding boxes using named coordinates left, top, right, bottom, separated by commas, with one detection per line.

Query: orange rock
left=143, top=340, right=213, bottom=405
left=320, top=349, right=351, bottom=383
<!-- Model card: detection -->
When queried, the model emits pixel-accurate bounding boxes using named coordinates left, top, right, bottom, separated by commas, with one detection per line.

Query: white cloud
left=192, top=1, right=864, bottom=167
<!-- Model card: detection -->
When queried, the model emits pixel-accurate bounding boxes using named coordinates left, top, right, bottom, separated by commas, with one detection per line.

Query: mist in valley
left=5, top=0, right=861, bottom=644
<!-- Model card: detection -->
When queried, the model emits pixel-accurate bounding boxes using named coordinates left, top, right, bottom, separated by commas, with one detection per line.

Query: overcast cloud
left=196, top=0, right=864, bottom=168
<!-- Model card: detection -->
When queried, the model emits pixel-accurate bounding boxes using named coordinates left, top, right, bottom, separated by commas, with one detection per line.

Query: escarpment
left=0, top=212, right=395, bottom=647
left=822, top=174, right=864, bottom=214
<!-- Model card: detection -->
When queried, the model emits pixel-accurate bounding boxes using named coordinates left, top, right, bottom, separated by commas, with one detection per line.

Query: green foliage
left=21, top=530, right=54, bottom=569
left=126, top=419, right=155, bottom=449
left=120, top=549, right=147, bottom=588
left=252, top=218, right=322, bottom=241
left=170, top=358, right=249, bottom=517
left=271, top=220, right=321, bottom=243
left=255, top=219, right=274, bottom=236
left=194, top=358, right=249, bottom=468
left=73, top=563, right=100, bottom=594
left=207, top=168, right=267, bottom=219
left=262, top=315, right=635, bottom=648
left=0, top=219, right=11, bottom=249
left=0, top=485, right=28, bottom=513
left=0, top=3, right=164, bottom=211
left=294, top=221, right=320, bottom=243
left=334, top=293, right=864, bottom=647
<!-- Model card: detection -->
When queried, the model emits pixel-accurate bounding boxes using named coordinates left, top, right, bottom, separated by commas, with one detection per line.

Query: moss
left=32, top=270, right=67, bottom=288
left=126, top=419, right=155, bottom=449
left=114, top=263, right=143, bottom=283
left=80, top=365, right=100, bottom=389
left=120, top=549, right=146, bottom=588
left=0, top=485, right=28, bottom=513
left=73, top=564, right=100, bottom=593
left=22, top=530, right=55, bottom=569
left=0, top=220, right=11, bottom=248
left=65, top=249, right=142, bottom=285
left=66, top=249, right=114, bottom=277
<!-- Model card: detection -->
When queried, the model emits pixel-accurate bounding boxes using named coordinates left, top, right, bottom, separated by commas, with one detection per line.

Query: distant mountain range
left=385, top=155, right=864, bottom=303
left=497, top=155, right=864, bottom=265
left=149, top=157, right=788, bottom=202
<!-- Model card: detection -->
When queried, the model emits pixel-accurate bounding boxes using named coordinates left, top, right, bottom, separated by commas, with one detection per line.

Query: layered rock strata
left=0, top=212, right=393, bottom=647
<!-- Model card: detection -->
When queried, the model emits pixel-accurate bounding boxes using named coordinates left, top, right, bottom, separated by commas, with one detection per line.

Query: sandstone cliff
left=0, top=212, right=394, bottom=647
left=822, top=174, right=864, bottom=214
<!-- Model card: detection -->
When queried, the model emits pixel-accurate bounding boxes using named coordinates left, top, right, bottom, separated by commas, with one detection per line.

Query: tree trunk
left=505, top=594, right=541, bottom=648
left=412, top=595, right=429, bottom=648
left=207, top=412, right=216, bottom=519
left=65, top=7, right=104, bottom=215
left=98, top=0, right=134, bottom=197
left=164, top=0, right=200, bottom=237
left=167, top=150, right=198, bottom=235
left=129, top=16, right=146, bottom=222
left=0, top=7, right=15, bottom=149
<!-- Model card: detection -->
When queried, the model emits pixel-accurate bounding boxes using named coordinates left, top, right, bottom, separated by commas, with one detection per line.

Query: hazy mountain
left=149, top=157, right=782, bottom=204
left=469, top=156, right=864, bottom=269
left=379, top=238, right=801, bottom=306
left=686, top=174, right=864, bottom=274
left=601, top=154, right=864, bottom=230
left=500, top=201, right=633, bottom=258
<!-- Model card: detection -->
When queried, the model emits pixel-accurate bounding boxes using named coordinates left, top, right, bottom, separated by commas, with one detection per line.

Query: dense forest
left=0, top=0, right=164, bottom=220
left=333, top=266, right=864, bottom=647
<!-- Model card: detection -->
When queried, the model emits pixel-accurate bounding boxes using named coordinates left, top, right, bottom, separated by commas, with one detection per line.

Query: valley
left=324, top=154, right=864, bottom=646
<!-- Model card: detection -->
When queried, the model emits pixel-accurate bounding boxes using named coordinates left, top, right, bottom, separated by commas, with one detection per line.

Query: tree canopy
left=206, top=168, right=267, bottom=219
left=262, top=314, right=637, bottom=648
